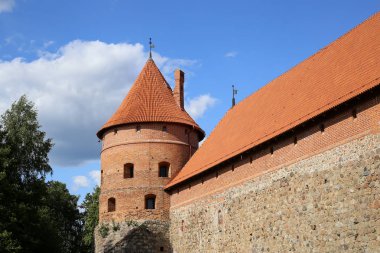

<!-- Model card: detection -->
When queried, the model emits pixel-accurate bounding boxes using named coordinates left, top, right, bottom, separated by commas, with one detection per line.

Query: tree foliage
left=81, top=186, right=100, bottom=252
left=0, top=96, right=83, bottom=253
left=1, top=95, right=52, bottom=183
left=43, top=181, right=83, bottom=252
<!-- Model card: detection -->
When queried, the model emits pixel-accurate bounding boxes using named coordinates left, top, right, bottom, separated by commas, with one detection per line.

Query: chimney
left=174, top=69, right=185, bottom=110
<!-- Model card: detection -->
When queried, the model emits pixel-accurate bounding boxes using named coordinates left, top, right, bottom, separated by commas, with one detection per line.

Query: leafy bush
left=99, top=224, right=110, bottom=238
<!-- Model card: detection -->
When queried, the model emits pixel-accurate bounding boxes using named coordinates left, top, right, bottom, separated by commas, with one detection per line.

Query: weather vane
left=149, top=38, right=155, bottom=59
left=232, top=85, right=238, bottom=108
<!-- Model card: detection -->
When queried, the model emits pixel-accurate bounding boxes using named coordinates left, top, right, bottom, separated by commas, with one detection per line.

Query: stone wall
left=169, top=94, right=380, bottom=252
left=170, top=133, right=380, bottom=252
left=95, top=220, right=171, bottom=253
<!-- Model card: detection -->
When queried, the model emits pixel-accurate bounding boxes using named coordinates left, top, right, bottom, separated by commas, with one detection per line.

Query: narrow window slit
left=145, top=195, right=156, bottom=209
left=108, top=198, right=116, bottom=212
left=124, top=163, right=134, bottom=178
left=159, top=162, right=169, bottom=177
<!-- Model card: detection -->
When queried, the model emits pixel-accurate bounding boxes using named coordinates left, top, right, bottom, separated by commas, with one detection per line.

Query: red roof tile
left=165, top=12, right=380, bottom=189
left=97, top=59, right=204, bottom=139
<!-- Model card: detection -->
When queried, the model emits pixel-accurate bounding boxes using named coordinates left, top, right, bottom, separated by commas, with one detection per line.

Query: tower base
left=95, top=220, right=171, bottom=253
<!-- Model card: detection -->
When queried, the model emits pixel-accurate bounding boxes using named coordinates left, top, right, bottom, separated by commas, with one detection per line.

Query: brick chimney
left=174, top=69, right=185, bottom=110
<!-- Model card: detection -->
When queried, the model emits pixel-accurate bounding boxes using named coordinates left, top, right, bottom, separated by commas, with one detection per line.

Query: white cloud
left=225, top=51, right=238, bottom=58
left=0, top=40, right=205, bottom=166
left=72, top=175, right=89, bottom=191
left=185, top=94, right=217, bottom=119
left=89, top=170, right=100, bottom=185
left=43, top=40, right=54, bottom=48
left=0, top=0, right=15, bottom=13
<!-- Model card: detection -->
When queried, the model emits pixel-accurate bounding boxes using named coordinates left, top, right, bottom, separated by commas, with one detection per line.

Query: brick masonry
left=169, top=95, right=380, bottom=252
left=99, top=122, right=199, bottom=222
left=96, top=122, right=198, bottom=252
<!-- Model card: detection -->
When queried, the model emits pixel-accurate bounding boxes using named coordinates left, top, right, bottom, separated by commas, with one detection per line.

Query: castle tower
left=96, top=58, right=204, bottom=252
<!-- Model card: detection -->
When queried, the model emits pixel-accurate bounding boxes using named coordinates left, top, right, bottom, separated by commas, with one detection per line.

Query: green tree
left=1, top=95, right=52, bottom=183
left=0, top=96, right=83, bottom=253
left=0, top=127, right=22, bottom=252
left=81, top=186, right=100, bottom=252
left=0, top=95, right=53, bottom=252
left=43, top=181, right=83, bottom=253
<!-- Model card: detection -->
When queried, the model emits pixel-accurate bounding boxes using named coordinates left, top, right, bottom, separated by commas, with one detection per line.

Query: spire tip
left=149, top=38, right=154, bottom=59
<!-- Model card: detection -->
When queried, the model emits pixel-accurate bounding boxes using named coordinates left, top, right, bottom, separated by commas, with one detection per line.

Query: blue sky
left=0, top=0, right=379, bottom=202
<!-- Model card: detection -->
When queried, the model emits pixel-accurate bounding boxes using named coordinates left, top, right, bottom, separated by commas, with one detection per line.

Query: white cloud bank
left=89, top=170, right=100, bottom=185
left=0, top=0, right=15, bottom=13
left=72, top=170, right=100, bottom=192
left=185, top=94, right=217, bottom=119
left=0, top=40, right=216, bottom=166
left=72, top=175, right=89, bottom=191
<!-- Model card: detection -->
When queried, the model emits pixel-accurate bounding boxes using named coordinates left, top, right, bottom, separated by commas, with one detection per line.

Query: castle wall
left=95, top=220, right=172, bottom=253
left=99, top=122, right=199, bottom=223
left=169, top=95, right=380, bottom=252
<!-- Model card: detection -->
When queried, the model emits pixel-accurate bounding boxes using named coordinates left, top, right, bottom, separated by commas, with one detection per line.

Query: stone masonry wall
left=170, top=133, right=380, bottom=252
left=170, top=95, right=380, bottom=252
left=95, top=220, right=171, bottom=253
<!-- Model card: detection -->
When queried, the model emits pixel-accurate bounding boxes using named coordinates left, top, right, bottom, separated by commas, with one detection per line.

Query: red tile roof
left=165, top=12, right=380, bottom=189
left=97, top=59, right=205, bottom=139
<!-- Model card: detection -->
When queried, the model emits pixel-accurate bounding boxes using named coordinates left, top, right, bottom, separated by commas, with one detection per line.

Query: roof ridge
left=234, top=11, right=380, bottom=113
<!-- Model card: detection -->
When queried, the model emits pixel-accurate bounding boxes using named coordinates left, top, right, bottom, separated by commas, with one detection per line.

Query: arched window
left=145, top=194, right=156, bottom=209
left=158, top=162, right=169, bottom=177
left=108, top=198, right=116, bottom=212
left=124, top=163, right=134, bottom=178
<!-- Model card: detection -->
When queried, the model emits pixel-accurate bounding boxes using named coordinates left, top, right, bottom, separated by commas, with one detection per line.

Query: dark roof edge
left=96, top=120, right=205, bottom=140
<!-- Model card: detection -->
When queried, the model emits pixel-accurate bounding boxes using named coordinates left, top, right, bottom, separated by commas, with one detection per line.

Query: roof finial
left=232, top=85, right=238, bottom=108
left=149, top=38, right=155, bottom=59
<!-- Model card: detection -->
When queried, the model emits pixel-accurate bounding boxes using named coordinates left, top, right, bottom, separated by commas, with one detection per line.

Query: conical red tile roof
left=97, top=59, right=204, bottom=139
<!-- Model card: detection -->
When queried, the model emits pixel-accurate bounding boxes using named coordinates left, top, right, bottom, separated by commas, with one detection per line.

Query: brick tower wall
left=99, top=122, right=199, bottom=223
